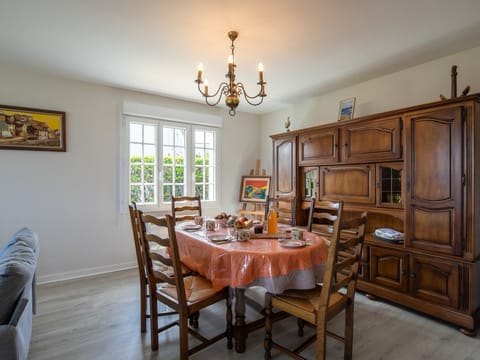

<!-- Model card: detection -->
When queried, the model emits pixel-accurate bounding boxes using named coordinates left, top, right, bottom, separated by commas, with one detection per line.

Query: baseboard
left=38, top=261, right=137, bottom=284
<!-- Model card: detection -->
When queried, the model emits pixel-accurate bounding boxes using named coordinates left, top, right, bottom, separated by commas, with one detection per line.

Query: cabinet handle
left=344, top=143, right=349, bottom=147
left=410, top=273, right=416, bottom=279
left=401, top=270, right=407, bottom=276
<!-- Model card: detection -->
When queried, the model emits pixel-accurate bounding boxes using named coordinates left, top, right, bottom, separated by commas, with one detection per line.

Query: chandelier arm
left=197, top=82, right=229, bottom=106
left=237, top=83, right=266, bottom=106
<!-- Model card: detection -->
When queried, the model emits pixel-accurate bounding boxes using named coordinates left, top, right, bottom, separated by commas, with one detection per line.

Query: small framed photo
left=239, top=175, right=271, bottom=203
left=0, top=104, right=66, bottom=152
left=338, top=97, right=356, bottom=121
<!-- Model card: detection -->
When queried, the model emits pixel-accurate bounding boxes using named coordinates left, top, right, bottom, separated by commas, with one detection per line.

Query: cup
left=291, top=228, right=304, bottom=240
left=236, top=229, right=250, bottom=242
left=194, top=216, right=204, bottom=226
left=227, top=226, right=236, bottom=239
left=254, top=224, right=264, bottom=234
left=205, top=219, right=217, bottom=231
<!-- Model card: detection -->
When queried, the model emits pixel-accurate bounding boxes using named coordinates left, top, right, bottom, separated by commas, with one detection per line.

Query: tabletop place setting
left=177, top=211, right=312, bottom=248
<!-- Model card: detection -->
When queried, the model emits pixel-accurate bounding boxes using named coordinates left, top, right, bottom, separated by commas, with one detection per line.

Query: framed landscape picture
left=338, top=97, right=356, bottom=121
left=239, top=175, right=271, bottom=203
left=0, top=104, right=66, bottom=152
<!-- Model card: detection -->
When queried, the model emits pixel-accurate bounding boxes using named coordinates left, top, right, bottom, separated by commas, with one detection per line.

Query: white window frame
left=120, top=113, right=221, bottom=213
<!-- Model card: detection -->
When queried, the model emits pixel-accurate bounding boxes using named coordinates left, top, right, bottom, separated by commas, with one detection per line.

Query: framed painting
left=0, top=104, right=66, bottom=152
left=239, top=175, right=271, bottom=203
left=338, top=97, right=356, bottom=121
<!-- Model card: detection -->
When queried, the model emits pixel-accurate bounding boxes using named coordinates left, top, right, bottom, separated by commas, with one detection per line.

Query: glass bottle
left=267, top=209, right=278, bottom=234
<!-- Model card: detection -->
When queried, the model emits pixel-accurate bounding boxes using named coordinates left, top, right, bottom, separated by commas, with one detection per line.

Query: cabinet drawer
left=319, top=164, right=375, bottom=204
left=342, top=117, right=402, bottom=162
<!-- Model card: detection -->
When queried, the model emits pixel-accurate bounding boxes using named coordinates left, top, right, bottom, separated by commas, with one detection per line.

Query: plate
left=279, top=239, right=306, bottom=248
left=208, top=235, right=232, bottom=243
left=181, top=224, right=202, bottom=231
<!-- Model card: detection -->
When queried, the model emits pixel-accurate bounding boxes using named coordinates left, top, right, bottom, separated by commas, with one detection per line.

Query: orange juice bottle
left=267, top=209, right=278, bottom=234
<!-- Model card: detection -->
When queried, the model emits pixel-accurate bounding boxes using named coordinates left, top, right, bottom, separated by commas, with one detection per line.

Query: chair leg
left=179, top=314, right=189, bottom=360
left=226, top=292, right=233, bottom=349
left=264, top=293, right=272, bottom=360
left=316, top=313, right=327, bottom=360
left=140, top=282, right=147, bottom=333
left=344, top=301, right=355, bottom=360
left=149, top=295, right=159, bottom=351
left=189, top=311, right=200, bottom=328
left=297, top=317, right=305, bottom=336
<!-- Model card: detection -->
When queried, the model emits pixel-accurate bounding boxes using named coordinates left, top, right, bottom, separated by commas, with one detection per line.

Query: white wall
left=0, top=64, right=260, bottom=283
left=260, top=45, right=480, bottom=174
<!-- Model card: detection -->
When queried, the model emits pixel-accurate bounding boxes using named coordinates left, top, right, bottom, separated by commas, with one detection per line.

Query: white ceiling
left=1, top=0, right=480, bottom=114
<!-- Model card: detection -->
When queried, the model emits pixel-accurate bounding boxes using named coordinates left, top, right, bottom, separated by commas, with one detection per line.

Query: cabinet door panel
left=299, top=128, right=339, bottom=165
left=319, top=164, right=375, bottom=204
left=410, top=255, right=460, bottom=308
left=342, top=117, right=402, bottom=162
left=273, top=136, right=296, bottom=196
left=370, top=247, right=408, bottom=292
left=405, top=106, right=463, bottom=256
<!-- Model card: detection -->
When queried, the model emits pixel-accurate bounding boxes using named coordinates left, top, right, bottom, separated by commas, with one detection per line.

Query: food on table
left=234, top=216, right=254, bottom=229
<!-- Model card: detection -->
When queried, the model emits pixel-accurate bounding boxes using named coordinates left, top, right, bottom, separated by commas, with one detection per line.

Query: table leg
left=234, top=288, right=246, bottom=353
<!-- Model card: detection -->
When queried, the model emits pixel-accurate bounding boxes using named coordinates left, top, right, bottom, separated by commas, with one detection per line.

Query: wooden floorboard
left=30, top=268, right=480, bottom=359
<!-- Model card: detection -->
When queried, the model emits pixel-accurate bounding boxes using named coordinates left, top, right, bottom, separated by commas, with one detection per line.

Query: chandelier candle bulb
left=197, top=63, right=203, bottom=82
left=258, top=62, right=264, bottom=83
left=204, top=79, right=208, bottom=96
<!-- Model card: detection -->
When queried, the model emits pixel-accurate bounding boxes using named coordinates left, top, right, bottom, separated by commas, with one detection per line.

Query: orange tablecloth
left=176, top=227, right=329, bottom=293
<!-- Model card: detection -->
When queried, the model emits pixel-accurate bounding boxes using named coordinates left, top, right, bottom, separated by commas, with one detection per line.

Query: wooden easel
left=237, top=160, right=267, bottom=220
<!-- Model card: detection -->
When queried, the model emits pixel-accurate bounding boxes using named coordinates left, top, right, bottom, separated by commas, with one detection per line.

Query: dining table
left=175, top=224, right=329, bottom=353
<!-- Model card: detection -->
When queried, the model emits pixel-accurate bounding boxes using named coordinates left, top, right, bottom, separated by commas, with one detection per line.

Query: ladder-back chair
left=264, top=195, right=296, bottom=226
left=137, top=211, right=233, bottom=357
left=264, top=200, right=367, bottom=359
left=171, top=196, right=202, bottom=225
left=128, top=202, right=176, bottom=333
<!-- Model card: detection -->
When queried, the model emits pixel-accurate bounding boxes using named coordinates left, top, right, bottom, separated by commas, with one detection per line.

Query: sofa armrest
left=9, top=298, right=28, bottom=327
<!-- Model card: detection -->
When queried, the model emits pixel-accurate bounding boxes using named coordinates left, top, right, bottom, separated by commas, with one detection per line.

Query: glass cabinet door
left=376, top=162, right=403, bottom=208
left=302, top=166, right=319, bottom=200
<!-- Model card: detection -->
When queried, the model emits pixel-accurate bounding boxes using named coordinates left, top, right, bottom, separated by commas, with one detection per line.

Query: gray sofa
left=0, top=228, right=39, bottom=360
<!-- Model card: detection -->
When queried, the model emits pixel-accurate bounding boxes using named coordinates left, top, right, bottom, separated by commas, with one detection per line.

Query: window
left=127, top=117, right=219, bottom=209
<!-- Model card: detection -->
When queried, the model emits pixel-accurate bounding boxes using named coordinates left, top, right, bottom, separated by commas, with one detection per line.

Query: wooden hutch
left=271, top=94, right=480, bottom=334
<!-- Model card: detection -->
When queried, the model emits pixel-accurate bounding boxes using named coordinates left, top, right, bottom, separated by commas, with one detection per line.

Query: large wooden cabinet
left=271, top=94, right=480, bottom=334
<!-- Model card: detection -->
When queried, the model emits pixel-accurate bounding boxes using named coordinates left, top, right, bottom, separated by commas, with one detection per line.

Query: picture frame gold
left=338, top=97, right=356, bottom=121
left=239, top=175, right=271, bottom=203
left=0, top=104, right=66, bottom=152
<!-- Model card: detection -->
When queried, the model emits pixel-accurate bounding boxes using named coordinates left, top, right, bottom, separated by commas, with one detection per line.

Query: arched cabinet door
left=404, top=105, right=464, bottom=256
left=272, top=134, right=297, bottom=197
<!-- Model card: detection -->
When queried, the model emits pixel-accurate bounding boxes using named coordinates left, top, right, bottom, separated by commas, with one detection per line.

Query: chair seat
left=158, top=275, right=222, bottom=304
left=274, top=288, right=348, bottom=324
left=152, top=260, right=194, bottom=279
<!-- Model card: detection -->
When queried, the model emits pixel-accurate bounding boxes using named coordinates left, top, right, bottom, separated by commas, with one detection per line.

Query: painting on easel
left=239, top=175, right=271, bottom=203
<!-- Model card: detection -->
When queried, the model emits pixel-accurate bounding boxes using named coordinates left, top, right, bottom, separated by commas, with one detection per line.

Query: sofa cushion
left=0, top=228, right=38, bottom=324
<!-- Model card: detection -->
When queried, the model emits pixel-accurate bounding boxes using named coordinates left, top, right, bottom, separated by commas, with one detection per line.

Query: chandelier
left=195, top=31, right=266, bottom=116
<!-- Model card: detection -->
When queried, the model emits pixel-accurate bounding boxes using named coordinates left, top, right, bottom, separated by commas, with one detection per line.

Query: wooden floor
left=30, top=268, right=480, bottom=359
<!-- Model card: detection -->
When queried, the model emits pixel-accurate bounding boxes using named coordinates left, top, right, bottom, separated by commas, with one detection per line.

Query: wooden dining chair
left=137, top=211, right=233, bottom=357
left=264, top=195, right=296, bottom=226
left=171, top=195, right=202, bottom=225
left=128, top=202, right=176, bottom=333
left=129, top=203, right=200, bottom=334
left=264, top=200, right=367, bottom=360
